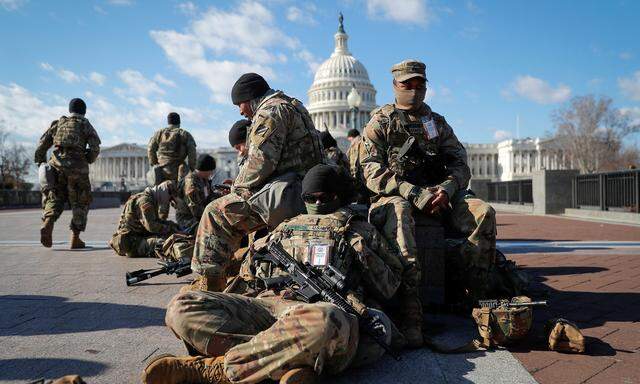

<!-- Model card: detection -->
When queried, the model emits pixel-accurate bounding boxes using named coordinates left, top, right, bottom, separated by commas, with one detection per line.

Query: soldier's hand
left=428, top=190, right=449, bottom=215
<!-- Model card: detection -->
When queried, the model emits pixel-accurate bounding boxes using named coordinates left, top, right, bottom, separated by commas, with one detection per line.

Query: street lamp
left=347, top=83, right=362, bottom=131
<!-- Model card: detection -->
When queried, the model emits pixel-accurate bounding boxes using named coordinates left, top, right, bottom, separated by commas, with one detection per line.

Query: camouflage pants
left=165, top=290, right=388, bottom=383
left=108, top=232, right=163, bottom=258
left=369, top=195, right=496, bottom=292
left=42, top=167, right=92, bottom=232
left=157, top=162, right=186, bottom=219
left=191, top=193, right=266, bottom=281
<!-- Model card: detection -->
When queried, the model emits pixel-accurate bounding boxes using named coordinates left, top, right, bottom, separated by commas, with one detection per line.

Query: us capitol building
left=89, top=15, right=567, bottom=191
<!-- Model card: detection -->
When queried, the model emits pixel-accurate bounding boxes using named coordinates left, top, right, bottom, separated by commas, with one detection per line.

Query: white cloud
left=296, top=49, right=322, bottom=73
left=494, top=130, right=512, bottom=141
left=286, top=4, right=317, bottom=25
left=465, top=1, right=482, bottom=14
left=177, top=1, right=197, bottom=16
left=618, top=70, right=640, bottom=101
left=89, top=72, right=106, bottom=86
left=0, top=83, right=66, bottom=137
left=620, top=107, right=640, bottom=126
left=619, top=51, right=632, bottom=60
left=505, top=75, right=571, bottom=104
left=365, top=0, right=433, bottom=25
left=154, top=74, right=176, bottom=88
left=94, top=5, right=107, bottom=15
left=0, top=0, right=27, bottom=11
left=107, top=0, right=133, bottom=6
left=40, top=62, right=82, bottom=83
left=117, top=69, right=164, bottom=96
left=151, top=1, right=313, bottom=103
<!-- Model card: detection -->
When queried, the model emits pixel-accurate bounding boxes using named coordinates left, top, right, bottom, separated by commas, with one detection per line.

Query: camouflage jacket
left=115, top=189, right=177, bottom=236
left=249, top=208, right=404, bottom=303
left=346, top=136, right=370, bottom=201
left=34, top=114, right=101, bottom=173
left=174, top=171, right=214, bottom=228
left=147, top=125, right=197, bottom=170
left=325, top=146, right=350, bottom=175
left=360, top=103, right=470, bottom=201
left=233, top=91, right=325, bottom=198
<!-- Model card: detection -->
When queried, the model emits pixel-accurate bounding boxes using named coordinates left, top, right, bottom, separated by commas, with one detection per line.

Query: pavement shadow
left=0, top=358, right=108, bottom=381
left=0, top=295, right=166, bottom=336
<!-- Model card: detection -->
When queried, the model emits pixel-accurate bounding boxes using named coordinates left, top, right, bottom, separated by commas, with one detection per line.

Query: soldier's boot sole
left=40, top=219, right=54, bottom=248
left=279, top=368, right=318, bottom=384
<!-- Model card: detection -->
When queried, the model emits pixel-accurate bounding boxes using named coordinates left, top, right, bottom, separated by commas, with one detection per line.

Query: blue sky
left=1, top=0, right=639, bottom=148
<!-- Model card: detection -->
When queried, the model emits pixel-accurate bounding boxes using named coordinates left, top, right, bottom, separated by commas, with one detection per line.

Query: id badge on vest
left=308, top=240, right=332, bottom=267
left=422, top=117, right=439, bottom=140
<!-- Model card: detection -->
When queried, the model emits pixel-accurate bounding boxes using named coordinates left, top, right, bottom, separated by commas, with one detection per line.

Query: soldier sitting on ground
left=174, top=154, right=217, bottom=234
left=360, top=59, right=497, bottom=305
left=35, top=97, right=101, bottom=249
left=109, top=180, right=180, bottom=258
left=141, top=164, right=405, bottom=384
left=228, top=119, right=250, bottom=160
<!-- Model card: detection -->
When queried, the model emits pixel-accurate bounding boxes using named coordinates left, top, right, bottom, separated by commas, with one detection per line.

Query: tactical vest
left=251, top=93, right=324, bottom=175
left=156, top=127, right=187, bottom=164
left=255, top=208, right=359, bottom=284
left=53, top=116, right=86, bottom=153
left=376, top=104, right=447, bottom=187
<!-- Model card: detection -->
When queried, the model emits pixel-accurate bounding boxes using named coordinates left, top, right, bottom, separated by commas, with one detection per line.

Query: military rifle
left=478, top=298, right=547, bottom=310
left=125, top=258, right=191, bottom=286
left=255, top=242, right=401, bottom=361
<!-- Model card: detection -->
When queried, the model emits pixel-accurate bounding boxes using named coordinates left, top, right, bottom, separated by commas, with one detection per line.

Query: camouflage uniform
left=174, top=171, right=214, bottom=230
left=34, top=114, right=101, bottom=232
left=191, top=90, right=324, bottom=289
left=346, top=135, right=370, bottom=203
left=361, top=100, right=496, bottom=296
left=325, top=146, right=350, bottom=175
left=164, top=209, right=402, bottom=382
left=109, top=189, right=178, bottom=258
left=147, top=124, right=197, bottom=183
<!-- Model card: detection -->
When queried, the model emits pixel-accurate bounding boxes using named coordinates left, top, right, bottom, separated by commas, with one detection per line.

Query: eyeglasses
left=302, top=193, right=336, bottom=204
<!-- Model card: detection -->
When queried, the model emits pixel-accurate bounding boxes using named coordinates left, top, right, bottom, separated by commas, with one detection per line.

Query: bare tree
left=551, top=95, right=639, bottom=173
left=0, top=126, right=32, bottom=190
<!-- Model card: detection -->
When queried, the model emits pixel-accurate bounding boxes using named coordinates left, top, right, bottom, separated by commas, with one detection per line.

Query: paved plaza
left=0, top=208, right=638, bottom=383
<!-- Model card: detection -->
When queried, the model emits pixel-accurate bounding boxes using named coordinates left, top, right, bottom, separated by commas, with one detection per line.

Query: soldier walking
left=35, top=98, right=101, bottom=249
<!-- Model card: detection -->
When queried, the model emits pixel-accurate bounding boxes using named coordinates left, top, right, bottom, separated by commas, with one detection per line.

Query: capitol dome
left=307, top=14, right=377, bottom=140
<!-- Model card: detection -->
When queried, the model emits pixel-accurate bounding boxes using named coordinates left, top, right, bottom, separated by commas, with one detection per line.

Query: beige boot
left=399, top=296, right=424, bottom=348
left=279, top=367, right=318, bottom=384
left=141, top=354, right=230, bottom=384
left=70, top=230, right=86, bottom=249
left=40, top=218, right=54, bottom=248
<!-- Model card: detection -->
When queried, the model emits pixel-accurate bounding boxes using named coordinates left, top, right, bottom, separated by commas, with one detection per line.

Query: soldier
left=228, top=119, right=250, bottom=158
left=345, top=129, right=369, bottom=204
left=360, top=59, right=497, bottom=302
left=148, top=112, right=197, bottom=183
left=141, top=165, right=402, bottom=384
left=174, top=154, right=217, bottom=233
left=320, top=130, right=350, bottom=174
left=109, top=180, right=180, bottom=258
left=189, top=73, right=325, bottom=292
left=35, top=98, right=101, bottom=249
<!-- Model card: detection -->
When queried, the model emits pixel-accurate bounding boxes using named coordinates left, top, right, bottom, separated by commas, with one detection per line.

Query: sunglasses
left=302, top=193, right=336, bottom=204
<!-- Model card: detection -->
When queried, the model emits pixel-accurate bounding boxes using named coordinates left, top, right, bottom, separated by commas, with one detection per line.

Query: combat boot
left=279, top=367, right=318, bottom=384
left=40, top=218, right=54, bottom=248
left=399, top=297, right=424, bottom=348
left=70, top=230, right=86, bottom=249
left=141, top=354, right=230, bottom=384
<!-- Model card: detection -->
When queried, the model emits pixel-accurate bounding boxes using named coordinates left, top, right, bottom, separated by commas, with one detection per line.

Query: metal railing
left=573, top=169, right=640, bottom=213
left=487, top=179, right=533, bottom=205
